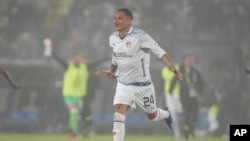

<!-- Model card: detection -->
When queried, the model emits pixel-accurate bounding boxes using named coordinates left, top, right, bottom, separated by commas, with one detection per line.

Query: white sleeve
left=140, top=33, right=167, bottom=59
left=109, top=35, right=115, bottom=48
left=111, top=53, right=117, bottom=65
left=109, top=35, right=117, bottom=65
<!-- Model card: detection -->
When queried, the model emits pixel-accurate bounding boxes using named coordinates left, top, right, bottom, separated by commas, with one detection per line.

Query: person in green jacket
left=62, top=54, right=89, bottom=138
left=53, top=53, right=88, bottom=138
left=43, top=39, right=88, bottom=138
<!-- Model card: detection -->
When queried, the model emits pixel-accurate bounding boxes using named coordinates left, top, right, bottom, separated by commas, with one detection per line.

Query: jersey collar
left=114, top=27, right=133, bottom=36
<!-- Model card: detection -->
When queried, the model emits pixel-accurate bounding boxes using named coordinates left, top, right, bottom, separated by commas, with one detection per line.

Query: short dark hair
left=117, top=8, right=133, bottom=20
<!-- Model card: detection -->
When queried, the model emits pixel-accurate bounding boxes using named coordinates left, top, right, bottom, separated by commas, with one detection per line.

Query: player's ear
left=125, top=16, right=131, bottom=25
left=128, top=22, right=131, bottom=26
left=127, top=19, right=132, bottom=26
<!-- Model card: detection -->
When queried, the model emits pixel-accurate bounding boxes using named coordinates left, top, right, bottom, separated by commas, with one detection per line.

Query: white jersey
left=109, top=27, right=167, bottom=85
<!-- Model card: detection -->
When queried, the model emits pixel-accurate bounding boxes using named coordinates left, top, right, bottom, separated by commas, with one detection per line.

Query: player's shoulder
left=130, top=27, right=147, bottom=35
left=109, top=31, right=118, bottom=44
left=130, top=28, right=151, bottom=41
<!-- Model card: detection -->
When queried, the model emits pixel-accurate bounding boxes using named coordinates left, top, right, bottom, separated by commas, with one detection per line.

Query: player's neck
left=119, top=27, right=130, bottom=39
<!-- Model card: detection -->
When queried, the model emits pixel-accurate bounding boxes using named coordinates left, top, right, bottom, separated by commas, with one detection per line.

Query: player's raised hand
left=102, top=69, right=116, bottom=81
left=11, top=81, right=22, bottom=90
left=43, top=38, right=52, bottom=57
left=174, top=70, right=183, bottom=80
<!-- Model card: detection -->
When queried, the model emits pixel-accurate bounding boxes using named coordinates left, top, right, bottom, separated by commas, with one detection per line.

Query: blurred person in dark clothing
left=81, top=52, right=109, bottom=137
left=216, top=75, right=246, bottom=136
left=81, top=61, right=104, bottom=137
left=169, top=54, right=204, bottom=138
left=0, top=65, right=22, bottom=89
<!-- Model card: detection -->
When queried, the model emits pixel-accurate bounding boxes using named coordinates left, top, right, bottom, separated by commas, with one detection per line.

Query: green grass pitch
left=0, top=134, right=228, bottom=141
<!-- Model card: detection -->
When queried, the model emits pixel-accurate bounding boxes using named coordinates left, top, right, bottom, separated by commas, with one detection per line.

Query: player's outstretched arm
left=0, top=65, right=22, bottom=89
left=51, top=52, right=68, bottom=70
left=161, top=54, right=183, bottom=80
left=43, top=38, right=68, bottom=70
left=87, top=56, right=109, bottom=70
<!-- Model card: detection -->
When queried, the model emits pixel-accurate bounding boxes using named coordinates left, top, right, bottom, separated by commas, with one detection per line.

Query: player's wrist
left=172, top=69, right=177, bottom=74
left=169, top=65, right=177, bottom=73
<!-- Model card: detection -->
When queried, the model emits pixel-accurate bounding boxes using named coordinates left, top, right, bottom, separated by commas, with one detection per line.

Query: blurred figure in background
left=207, top=103, right=218, bottom=136
left=170, top=54, right=204, bottom=139
left=81, top=54, right=109, bottom=137
left=0, top=65, right=22, bottom=89
left=43, top=39, right=89, bottom=138
left=161, top=64, right=182, bottom=139
left=43, top=38, right=108, bottom=137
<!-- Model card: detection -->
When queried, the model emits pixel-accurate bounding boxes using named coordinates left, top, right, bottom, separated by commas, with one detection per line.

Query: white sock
left=113, top=113, right=125, bottom=141
left=151, top=108, right=170, bottom=122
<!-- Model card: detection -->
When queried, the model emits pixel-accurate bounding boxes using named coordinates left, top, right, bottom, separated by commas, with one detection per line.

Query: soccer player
left=103, top=8, right=183, bottom=141
left=43, top=39, right=89, bottom=138
left=0, top=65, right=22, bottom=89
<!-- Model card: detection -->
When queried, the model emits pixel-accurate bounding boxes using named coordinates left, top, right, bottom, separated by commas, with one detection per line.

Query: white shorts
left=113, top=82, right=156, bottom=113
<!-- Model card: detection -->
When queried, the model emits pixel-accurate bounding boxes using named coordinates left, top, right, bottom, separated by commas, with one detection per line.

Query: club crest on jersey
left=126, top=42, right=132, bottom=48
left=153, top=40, right=158, bottom=46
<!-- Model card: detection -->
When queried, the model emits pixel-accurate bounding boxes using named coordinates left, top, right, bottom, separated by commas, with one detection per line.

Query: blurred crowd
left=0, top=0, right=249, bottom=59
left=0, top=0, right=249, bottom=136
